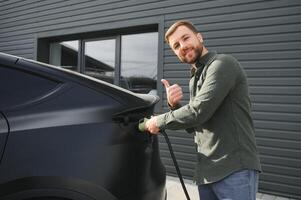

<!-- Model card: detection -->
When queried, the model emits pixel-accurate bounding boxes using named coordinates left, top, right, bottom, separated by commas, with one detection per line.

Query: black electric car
left=0, top=52, right=166, bottom=200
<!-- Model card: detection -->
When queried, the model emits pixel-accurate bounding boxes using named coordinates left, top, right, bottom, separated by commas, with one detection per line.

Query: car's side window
left=0, top=65, right=60, bottom=109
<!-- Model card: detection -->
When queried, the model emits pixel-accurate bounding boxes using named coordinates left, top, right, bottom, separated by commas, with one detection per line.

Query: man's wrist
left=168, top=102, right=181, bottom=110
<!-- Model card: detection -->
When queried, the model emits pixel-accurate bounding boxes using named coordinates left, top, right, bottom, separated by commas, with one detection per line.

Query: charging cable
left=138, top=119, right=191, bottom=200
left=161, top=130, right=191, bottom=200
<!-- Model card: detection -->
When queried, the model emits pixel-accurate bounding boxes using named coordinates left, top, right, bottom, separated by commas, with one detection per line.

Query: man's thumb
left=161, top=79, right=170, bottom=89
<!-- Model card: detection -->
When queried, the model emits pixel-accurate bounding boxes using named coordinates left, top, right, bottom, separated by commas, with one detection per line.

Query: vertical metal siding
left=0, top=0, right=300, bottom=198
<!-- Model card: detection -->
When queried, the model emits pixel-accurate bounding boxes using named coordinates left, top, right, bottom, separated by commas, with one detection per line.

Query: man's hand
left=161, top=79, right=183, bottom=108
left=145, top=116, right=160, bottom=134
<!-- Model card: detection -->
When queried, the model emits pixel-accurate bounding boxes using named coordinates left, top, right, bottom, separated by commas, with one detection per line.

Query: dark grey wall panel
left=0, top=0, right=301, bottom=198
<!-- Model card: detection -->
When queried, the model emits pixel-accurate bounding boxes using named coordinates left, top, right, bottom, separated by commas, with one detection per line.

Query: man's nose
left=180, top=42, right=188, bottom=51
left=180, top=42, right=186, bottom=49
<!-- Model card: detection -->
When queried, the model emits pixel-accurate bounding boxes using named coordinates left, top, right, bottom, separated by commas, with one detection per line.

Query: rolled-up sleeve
left=157, top=56, right=240, bottom=130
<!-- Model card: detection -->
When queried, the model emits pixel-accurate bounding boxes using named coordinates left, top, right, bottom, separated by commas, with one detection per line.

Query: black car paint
left=0, top=112, right=8, bottom=165
left=0, top=53, right=166, bottom=200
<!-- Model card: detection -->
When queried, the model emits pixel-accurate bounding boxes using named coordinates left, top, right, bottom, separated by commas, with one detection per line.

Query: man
left=144, top=20, right=261, bottom=200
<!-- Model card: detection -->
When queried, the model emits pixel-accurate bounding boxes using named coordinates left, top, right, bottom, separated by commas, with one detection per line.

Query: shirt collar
left=190, top=51, right=217, bottom=76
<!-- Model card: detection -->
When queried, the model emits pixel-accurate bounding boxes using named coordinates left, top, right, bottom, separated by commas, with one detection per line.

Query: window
left=84, top=39, right=116, bottom=84
left=50, top=40, right=79, bottom=72
left=0, top=65, right=59, bottom=109
left=121, top=33, right=158, bottom=94
left=48, top=31, right=158, bottom=94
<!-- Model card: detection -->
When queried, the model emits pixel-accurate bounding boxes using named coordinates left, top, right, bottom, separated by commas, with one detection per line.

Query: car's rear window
left=0, top=65, right=60, bottom=110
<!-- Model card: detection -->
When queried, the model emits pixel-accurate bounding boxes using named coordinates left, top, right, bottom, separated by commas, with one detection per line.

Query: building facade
left=1, top=0, right=301, bottom=199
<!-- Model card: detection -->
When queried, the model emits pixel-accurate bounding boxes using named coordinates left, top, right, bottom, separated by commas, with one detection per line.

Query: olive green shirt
left=156, top=52, right=261, bottom=184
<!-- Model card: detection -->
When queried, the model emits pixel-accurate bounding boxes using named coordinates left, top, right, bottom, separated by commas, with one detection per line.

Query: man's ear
left=197, top=33, right=203, bottom=43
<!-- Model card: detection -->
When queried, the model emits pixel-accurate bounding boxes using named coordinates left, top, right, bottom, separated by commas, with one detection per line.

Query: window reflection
left=84, top=39, right=115, bottom=84
left=121, top=32, right=158, bottom=94
left=49, top=40, right=79, bottom=71
left=48, top=31, right=159, bottom=94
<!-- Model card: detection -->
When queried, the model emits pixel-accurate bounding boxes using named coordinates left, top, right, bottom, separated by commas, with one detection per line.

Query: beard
left=179, top=44, right=203, bottom=64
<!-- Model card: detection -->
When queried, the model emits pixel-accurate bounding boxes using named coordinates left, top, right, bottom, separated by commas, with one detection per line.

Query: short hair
left=165, top=20, right=198, bottom=44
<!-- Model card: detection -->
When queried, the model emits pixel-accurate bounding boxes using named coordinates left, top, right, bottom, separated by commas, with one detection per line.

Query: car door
left=0, top=112, right=8, bottom=164
left=0, top=54, right=18, bottom=164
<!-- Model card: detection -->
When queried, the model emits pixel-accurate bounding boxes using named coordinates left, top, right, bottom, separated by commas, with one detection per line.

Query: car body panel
left=0, top=112, right=8, bottom=165
left=0, top=52, right=166, bottom=200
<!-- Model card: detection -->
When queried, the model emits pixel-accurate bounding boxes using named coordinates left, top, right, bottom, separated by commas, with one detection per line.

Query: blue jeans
left=198, top=169, right=259, bottom=200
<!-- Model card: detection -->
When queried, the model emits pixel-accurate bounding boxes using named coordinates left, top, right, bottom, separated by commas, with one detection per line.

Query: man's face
left=168, top=25, right=203, bottom=64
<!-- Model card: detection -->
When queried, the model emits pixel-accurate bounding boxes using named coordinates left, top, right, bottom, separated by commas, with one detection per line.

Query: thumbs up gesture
left=161, top=79, right=183, bottom=108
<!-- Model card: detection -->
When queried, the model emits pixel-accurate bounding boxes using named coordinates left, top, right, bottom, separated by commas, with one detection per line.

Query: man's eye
left=174, top=44, right=179, bottom=49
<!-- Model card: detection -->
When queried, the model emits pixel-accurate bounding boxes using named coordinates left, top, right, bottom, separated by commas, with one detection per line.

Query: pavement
left=166, top=176, right=295, bottom=200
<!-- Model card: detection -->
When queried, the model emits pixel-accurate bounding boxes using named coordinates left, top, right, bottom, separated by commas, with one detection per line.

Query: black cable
left=161, top=130, right=191, bottom=200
